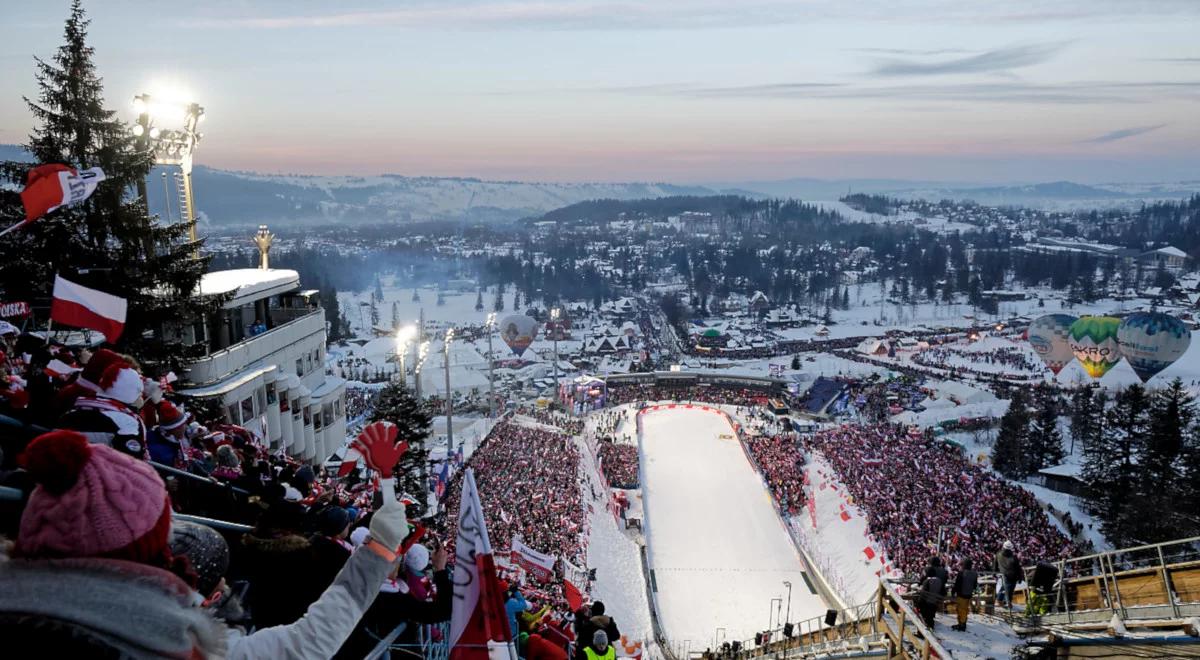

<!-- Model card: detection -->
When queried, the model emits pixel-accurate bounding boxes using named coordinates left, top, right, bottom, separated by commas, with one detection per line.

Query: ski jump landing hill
left=635, top=402, right=832, bottom=652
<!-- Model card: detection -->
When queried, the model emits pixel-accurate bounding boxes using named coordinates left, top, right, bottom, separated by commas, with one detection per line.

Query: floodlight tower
left=485, top=312, right=497, bottom=417
left=444, top=327, right=456, bottom=456
left=132, top=93, right=205, bottom=243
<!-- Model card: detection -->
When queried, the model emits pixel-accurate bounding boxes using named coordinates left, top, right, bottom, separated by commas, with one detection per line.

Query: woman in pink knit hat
left=0, top=430, right=412, bottom=659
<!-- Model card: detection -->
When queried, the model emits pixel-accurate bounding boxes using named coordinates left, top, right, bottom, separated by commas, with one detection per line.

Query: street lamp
left=444, top=327, right=455, bottom=457
left=485, top=312, right=497, bottom=417
left=782, top=581, right=792, bottom=636
left=395, top=325, right=416, bottom=387
left=550, top=307, right=561, bottom=408
left=132, top=92, right=205, bottom=243
left=414, top=340, right=430, bottom=399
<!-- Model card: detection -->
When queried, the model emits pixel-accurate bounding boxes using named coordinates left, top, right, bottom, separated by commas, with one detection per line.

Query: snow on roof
left=1037, top=462, right=1083, bottom=479
left=200, top=268, right=300, bottom=307
left=1155, top=246, right=1188, bottom=258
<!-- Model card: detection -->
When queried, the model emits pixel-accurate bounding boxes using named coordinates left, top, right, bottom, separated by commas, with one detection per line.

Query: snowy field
left=640, top=407, right=825, bottom=647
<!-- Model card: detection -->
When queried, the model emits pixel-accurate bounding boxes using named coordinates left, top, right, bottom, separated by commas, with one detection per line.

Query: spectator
left=506, top=586, right=530, bottom=639
left=583, top=630, right=615, bottom=660
left=995, top=540, right=1023, bottom=609
left=916, top=565, right=943, bottom=629
left=951, top=558, right=978, bottom=631
left=576, top=601, right=620, bottom=660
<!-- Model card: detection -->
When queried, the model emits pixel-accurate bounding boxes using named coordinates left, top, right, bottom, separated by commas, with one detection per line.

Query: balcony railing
left=183, top=309, right=324, bottom=387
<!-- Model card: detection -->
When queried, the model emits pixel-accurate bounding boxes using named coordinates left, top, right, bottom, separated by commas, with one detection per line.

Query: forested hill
left=535, top=195, right=842, bottom=227
left=1072, top=194, right=1200, bottom=256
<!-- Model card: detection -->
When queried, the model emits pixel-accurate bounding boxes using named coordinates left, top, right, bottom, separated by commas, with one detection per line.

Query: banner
left=510, top=536, right=556, bottom=583
left=450, top=469, right=516, bottom=660
left=18, top=164, right=106, bottom=222
left=0, top=301, right=30, bottom=318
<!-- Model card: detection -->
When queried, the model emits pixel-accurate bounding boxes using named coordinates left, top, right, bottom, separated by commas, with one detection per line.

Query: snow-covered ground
left=794, top=453, right=900, bottom=608
left=640, top=407, right=825, bottom=647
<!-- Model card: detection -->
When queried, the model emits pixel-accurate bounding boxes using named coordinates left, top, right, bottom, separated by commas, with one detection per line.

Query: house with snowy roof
left=1138, top=245, right=1189, bottom=271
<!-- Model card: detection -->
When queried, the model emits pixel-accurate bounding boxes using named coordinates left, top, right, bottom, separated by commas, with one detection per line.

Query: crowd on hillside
left=912, top=346, right=1042, bottom=376
left=437, top=420, right=586, bottom=567
left=745, top=434, right=806, bottom=515
left=597, top=441, right=639, bottom=489
left=606, top=383, right=771, bottom=408
left=516, top=405, right=586, bottom=436
left=344, top=385, right=377, bottom=422
left=804, top=424, right=1074, bottom=577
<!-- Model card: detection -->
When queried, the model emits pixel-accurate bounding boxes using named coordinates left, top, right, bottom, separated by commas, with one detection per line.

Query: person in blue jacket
left=505, top=585, right=529, bottom=638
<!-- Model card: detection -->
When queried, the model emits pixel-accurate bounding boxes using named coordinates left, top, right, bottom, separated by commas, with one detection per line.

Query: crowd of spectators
left=343, top=385, right=378, bottom=423
left=911, top=346, right=1042, bottom=377
left=437, top=420, right=585, bottom=567
left=597, top=441, right=639, bottom=489
left=517, top=405, right=585, bottom=436
left=0, top=330, right=460, bottom=657
left=606, top=383, right=771, bottom=408
left=804, top=424, right=1074, bottom=577
left=745, top=434, right=806, bottom=515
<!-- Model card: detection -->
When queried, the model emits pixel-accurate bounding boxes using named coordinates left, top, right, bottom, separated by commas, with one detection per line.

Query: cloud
left=608, top=80, right=1200, bottom=105
left=868, top=43, right=1063, bottom=76
left=1081, top=124, right=1167, bottom=144
left=1151, top=57, right=1200, bottom=63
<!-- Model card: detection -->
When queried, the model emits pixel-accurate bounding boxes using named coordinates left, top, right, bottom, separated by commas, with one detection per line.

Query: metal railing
left=1013, top=534, right=1200, bottom=627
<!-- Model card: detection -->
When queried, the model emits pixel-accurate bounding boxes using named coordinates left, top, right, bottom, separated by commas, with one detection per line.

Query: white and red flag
left=450, top=468, right=516, bottom=660
left=50, top=275, right=127, bottom=343
left=20, top=164, right=105, bottom=221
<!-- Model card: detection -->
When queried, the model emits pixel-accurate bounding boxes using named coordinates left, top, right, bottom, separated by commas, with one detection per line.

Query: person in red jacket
left=522, top=629, right=568, bottom=660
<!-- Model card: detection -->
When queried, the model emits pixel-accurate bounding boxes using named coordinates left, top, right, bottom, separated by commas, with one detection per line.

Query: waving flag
left=450, top=469, right=515, bottom=660
left=50, top=275, right=127, bottom=342
left=13, top=164, right=106, bottom=227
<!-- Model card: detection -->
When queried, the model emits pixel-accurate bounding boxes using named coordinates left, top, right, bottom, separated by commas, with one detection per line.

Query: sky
left=1, top=0, right=1199, bottom=184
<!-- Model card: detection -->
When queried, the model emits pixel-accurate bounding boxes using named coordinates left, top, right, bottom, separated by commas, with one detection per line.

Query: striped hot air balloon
left=1116, top=312, right=1191, bottom=383
left=1068, top=315, right=1123, bottom=379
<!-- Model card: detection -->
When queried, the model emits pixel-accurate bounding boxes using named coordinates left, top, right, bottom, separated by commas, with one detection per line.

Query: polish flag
left=19, top=164, right=106, bottom=222
left=450, top=469, right=516, bottom=660
left=863, top=546, right=876, bottom=560
left=840, top=510, right=851, bottom=522
left=50, top=275, right=127, bottom=343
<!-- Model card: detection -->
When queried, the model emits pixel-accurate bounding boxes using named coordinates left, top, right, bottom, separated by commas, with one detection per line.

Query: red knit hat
left=16, top=431, right=172, bottom=564
left=77, top=348, right=125, bottom=393
left=156, top=401, right=189, bottom=431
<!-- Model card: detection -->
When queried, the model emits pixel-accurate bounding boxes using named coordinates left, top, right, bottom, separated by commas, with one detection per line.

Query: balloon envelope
left=1068, top=316, right=1122, bottom=379
left=499, top=314, right=538, bottom=357
left=1028, top=314, right=1077, bottom=375
left=1116, top=312, right=1191, bottom=383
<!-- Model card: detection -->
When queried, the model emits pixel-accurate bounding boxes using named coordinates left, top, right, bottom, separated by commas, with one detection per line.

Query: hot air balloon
left=1027, top=314, right=1077, bottom=375
left=1116, top=312, right=1191, bottom=383
left=1068, top=316, right=1122, bottom=379
left=499, top=314, right=538, bottom=357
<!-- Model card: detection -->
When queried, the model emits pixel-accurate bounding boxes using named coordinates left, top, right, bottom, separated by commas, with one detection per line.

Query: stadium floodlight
left=131, top=90, right=206, bottom=244
left=395, top=325, right=417, bottom=387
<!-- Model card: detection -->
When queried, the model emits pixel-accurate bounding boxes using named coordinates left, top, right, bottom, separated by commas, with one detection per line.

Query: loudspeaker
left=824, top=609, right=838, bottom=626
left=783, top=623, right=794, bottom=638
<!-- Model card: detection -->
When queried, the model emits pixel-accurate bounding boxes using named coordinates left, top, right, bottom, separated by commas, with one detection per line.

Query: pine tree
left=391, top=301, right=399, bottom=329
left=374, top=276, right=384, bottom=302
left=0, top=1, right=220, bottom=373
left=790, top=354, right=801, bottom=370
left=993, top=389, right=1032, bottom=478
left=1027, top=384, right=1065, bottom=473
left=1136, top=379, right=1196, bottom=540
left=369, top=382, right=434, bottom=514
left=369, top=300, right=380, bottom=326
left=493, top=285, right=505, bottom=312
left=474, top=290, right=484, bottom=312
left=321, top=280, right=342, bottom=342
left=512, top=289, right=521, bottom=310
left=1084, top=385, right=1149, bottom=547
left=436, top=291, right=445, bottom=306
left=411, top=288, right=420, bottom=302
left=841, top=287, right=850, bottom=310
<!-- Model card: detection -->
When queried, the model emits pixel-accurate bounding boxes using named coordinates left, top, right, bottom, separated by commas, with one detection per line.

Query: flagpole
left=0, top=221, right=27, bottom=239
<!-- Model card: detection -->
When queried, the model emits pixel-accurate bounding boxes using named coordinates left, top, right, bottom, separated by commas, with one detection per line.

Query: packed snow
left=639, top=407, right=825, bottom=648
